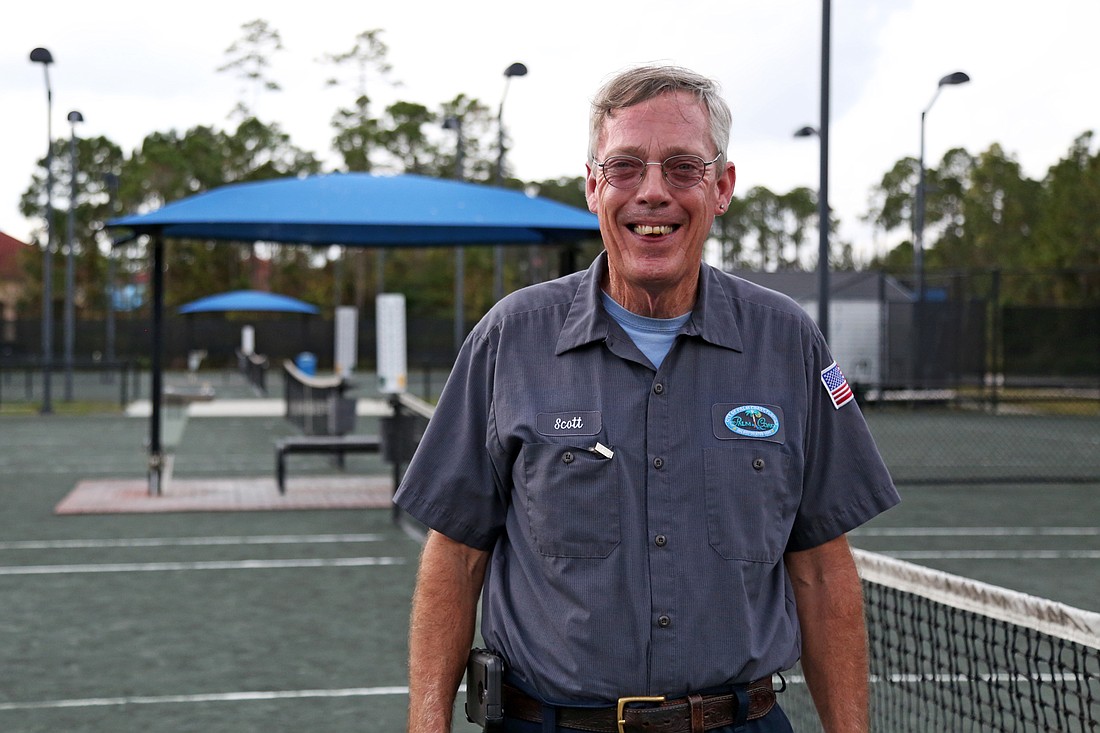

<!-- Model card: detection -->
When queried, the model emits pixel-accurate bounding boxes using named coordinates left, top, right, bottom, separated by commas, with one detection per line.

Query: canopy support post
left=147, top=231, right=165, bottom=496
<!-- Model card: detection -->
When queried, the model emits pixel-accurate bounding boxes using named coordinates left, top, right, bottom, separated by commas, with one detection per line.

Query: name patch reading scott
left=711, top=403, right=785, bottom=443
left=536, top=411, right=603, bottom=437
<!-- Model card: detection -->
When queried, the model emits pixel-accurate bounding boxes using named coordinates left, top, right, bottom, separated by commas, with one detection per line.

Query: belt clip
left=616, top=695, right=665, bottom=733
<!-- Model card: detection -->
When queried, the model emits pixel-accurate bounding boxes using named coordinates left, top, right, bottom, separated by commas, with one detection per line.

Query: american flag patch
left=821, top=361, right=854, bottom=410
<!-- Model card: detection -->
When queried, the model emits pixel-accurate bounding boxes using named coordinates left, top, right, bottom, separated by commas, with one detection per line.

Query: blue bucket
left=295, top=352, right=317, bottom=376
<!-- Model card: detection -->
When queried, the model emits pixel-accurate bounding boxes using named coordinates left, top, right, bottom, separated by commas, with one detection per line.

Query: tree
left=864, top=149, right=974, bottom=280
left=930, top=145, right=1039, bottom=277
left=374, top=101, right=438, bottom=175
left=436, top=94, right=494, bottom=181
left=864, top=156, right=920, bottom=236
left=319, top=30, right=399, bottom=313
left=780, top=187, right=817, bottom=267
left=320, top=29, right=398, bottom=173
left=122, top=119, right=321, bottom=307
left=719, top=186, right=819, bottom=271
left=1039, top=132, right=1098, bottom=266
left=217, top=19, right=284, bottom=120
left=19, top=135, right=126, bottom=318
left=1035, top=132, right=1100, bottom=301
left=713, top=194, right=750, bottom=270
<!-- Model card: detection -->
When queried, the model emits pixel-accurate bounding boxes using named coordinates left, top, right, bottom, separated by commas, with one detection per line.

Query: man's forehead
left=597, top=92, right=711, bottom=153
left=607, top=90, right=707, bottom=123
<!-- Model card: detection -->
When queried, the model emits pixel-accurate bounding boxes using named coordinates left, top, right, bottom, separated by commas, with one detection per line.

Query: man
left=396, top=65, right=899, bottom=733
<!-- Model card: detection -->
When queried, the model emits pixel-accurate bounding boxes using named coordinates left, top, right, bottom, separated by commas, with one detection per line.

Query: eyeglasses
left=594, top=151, right=723, bottom=190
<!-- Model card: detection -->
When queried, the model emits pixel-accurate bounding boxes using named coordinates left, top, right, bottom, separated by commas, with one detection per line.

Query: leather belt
left=501, top=678, right=776, bottom=733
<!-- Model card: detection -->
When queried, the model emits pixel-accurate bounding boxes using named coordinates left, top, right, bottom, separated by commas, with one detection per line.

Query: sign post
left=334, top=306, right=358, bottom=377
left=376, top=294, right=407, bottom=395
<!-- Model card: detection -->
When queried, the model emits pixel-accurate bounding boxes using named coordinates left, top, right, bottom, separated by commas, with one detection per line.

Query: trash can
left=295, top=352, right=317, bottom=376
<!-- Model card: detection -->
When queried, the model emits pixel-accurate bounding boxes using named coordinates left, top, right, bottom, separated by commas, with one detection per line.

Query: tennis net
left=780, top=549, right=1100, bottom=731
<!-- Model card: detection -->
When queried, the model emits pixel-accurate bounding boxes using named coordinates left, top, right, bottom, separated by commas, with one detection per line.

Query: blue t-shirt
left=600, top=292, right=691, bottom=369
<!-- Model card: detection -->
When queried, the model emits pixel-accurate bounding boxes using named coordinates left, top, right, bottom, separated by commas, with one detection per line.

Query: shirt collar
left=556, top=252, right=743, bottom=355
left=682, top=261, right=744, bottom=353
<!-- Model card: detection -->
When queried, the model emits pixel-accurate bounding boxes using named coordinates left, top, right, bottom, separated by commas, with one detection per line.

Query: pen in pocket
left=590, top=442, right=614, bottom=459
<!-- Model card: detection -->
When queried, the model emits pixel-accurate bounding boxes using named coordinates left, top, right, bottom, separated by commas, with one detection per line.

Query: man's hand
left=785, top=534, right=869, bottom=733
left=407, top=530, right=491, bottom=733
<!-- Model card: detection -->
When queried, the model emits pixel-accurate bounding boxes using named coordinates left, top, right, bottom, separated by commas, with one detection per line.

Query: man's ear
left=585, top=162, right=599, bottom=214
left=716, top=162, right=736, bottom=214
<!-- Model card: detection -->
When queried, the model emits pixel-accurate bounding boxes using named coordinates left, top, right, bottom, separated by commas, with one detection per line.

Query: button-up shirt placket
left=645, top=359, right=682, bottom=692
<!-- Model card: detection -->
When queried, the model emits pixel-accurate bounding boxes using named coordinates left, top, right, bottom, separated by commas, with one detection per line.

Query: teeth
left=633, top=224, right=674, bottom=236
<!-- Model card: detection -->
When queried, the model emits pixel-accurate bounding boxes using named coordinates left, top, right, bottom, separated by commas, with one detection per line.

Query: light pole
left=914, top=71, right=970, bottom=303
left=443, top=115, right=465, bottom=356
left=791, top=0, right=831, bottom=343
left=30, top=47, right=55, bottom=414
left=913, top=70, right=969, bottom=388
left=796, top=122, right=830, bottom=343
left=493, top=62, right=527, bottom=302
left=103, top=173, right=120, bottom=364
left=64, top=110, right=83, bottom=402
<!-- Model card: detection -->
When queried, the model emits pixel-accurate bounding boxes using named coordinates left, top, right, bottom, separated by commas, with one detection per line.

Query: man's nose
left=635, top=162, right=670, bottom=198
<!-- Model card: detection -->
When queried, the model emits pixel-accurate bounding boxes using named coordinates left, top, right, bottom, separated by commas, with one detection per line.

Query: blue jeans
left=500, top=702, right=794, bottom=732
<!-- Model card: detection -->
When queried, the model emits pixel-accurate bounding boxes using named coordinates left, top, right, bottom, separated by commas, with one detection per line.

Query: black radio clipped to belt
left=465, top=648, right=504, bottom=730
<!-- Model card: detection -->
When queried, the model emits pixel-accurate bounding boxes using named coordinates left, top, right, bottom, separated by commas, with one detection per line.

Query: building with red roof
left=0, top=231, right=31, bottom=342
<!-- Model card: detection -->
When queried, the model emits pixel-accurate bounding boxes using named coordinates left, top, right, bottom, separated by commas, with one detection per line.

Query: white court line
left=124, top=398, right=392, bottom=418
left=855, top=527, right=1100, bottom=536
left=0, top=686, right=410, bottom=711
left=0, top=556, right=404, bottom=576
left=0, top=534, right=384, bottom=551
left=884, top=550, right=1100, bottom=560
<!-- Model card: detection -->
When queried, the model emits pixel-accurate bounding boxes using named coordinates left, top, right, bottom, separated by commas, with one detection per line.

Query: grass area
left=998, top=399, right=1100, bottom=416
left=0, top=400, right=124, bottom=416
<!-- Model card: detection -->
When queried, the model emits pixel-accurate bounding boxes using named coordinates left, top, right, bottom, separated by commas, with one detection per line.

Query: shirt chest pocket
left=703, top=444, right=795, bottom=563
left=520, top=443, right=621, bottom=559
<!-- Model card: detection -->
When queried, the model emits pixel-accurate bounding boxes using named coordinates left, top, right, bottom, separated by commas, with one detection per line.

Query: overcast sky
left=4, top=0, right=1098, bottom=263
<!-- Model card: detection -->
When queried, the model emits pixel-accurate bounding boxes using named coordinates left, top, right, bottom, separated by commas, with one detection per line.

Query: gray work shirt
left=394, top=252, right=899, bottom=705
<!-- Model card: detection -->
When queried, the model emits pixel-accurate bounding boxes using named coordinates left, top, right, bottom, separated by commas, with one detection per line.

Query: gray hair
left=588, top=65, right=732, bottom=161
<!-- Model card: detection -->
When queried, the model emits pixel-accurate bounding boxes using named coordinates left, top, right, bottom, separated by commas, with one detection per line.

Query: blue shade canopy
left=108, top=173, right=600, bottom=245
left=107, top=172, right=599, bottom=494
left=178, top=290, right=320, bottom=315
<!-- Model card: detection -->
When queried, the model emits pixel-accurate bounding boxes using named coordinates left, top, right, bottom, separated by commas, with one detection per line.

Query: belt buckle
left=616, top=695, right=665, bottom=733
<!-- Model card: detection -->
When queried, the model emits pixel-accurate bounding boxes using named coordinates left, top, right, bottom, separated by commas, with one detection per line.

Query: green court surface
left=0, top=374, right=426, bottom=732
left=0, top=374, right=1096, bottom=732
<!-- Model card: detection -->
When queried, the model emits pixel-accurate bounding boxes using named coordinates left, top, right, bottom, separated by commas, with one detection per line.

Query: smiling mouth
left=630, top=224, right=677, bottom=236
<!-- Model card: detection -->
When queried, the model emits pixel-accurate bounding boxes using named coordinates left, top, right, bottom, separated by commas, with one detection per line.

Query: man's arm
left=784, top=534, right=869, bottom=733
left=407, top=530, right=492, bottom=733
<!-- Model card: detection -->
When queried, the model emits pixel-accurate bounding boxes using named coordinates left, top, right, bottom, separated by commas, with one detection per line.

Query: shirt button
left=653, top=457, right=664, bottom=469
left=657, top=615, right=672, bottom=628
left=562, top=451, right=575, bottom=464
left=655, top=534, right=667, bottom=547
left=653, top=383, right=664, bottom=395
left=752, top=458, right=765, bottom=471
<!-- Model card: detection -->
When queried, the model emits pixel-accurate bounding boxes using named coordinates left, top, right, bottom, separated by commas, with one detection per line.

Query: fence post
left=990, top=269, right=1001, bottom=412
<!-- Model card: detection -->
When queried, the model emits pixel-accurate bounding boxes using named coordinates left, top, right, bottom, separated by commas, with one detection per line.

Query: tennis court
left=0, top=371, right=1096, bottom=731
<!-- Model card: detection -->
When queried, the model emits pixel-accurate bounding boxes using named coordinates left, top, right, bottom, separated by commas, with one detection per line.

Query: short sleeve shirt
left=393, top=253, right=899, bottom=705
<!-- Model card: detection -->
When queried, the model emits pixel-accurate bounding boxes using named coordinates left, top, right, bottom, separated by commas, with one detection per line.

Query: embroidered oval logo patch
left=723, top=405, right=780, bottom=438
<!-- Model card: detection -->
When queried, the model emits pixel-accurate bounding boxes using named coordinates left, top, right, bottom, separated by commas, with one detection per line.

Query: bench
left=282, top=360, right=357, bottom=436
left=236, top=349, right=269, bottom=394
left=276, top=359, right=372, bottom=492
left=274, top=434, right=382, bottom=494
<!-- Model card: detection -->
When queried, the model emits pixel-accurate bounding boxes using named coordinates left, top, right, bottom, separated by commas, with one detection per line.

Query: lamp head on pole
left=923, top=70, right=970, bottom=115
left=938, top=71, right=970, bottom=87
left=499, top=62, right=528, bottom=119
left=67, top=110, right=84, bottom=125
left=794, top=125, right=819, bottom=138
left=30, top=47, right=54, bottom=65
